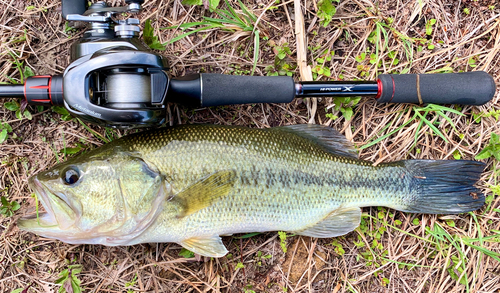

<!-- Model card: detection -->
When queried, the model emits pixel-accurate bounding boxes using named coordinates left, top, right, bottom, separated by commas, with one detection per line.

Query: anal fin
left=295, top=207, right=361, bottom=238
left=180, top=235, right=228, bottom=257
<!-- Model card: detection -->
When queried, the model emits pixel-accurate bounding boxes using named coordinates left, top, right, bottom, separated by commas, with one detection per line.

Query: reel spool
left=104, top=69, right=151, bottom=109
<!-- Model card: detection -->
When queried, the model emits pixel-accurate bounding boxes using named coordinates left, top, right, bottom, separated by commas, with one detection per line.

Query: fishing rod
left=0, top=0, right=496, bottom=128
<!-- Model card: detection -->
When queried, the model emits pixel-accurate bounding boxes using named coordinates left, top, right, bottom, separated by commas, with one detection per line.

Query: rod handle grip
left=377, top=71, right=496, bottom=105
left=168, top=74, right=295, bottom=107
left=200, top=74, right=295, bottom=107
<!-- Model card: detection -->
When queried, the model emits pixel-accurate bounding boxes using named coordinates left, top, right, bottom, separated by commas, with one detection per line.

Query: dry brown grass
left=1, top=0, right=499, bottom=292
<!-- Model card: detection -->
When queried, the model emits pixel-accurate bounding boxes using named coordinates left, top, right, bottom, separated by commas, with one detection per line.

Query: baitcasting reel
left=0, top=0, right=497, bottom=128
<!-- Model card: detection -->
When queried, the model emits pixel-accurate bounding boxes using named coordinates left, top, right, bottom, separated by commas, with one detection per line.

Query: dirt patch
left=282, top=237, right=328, bottom=287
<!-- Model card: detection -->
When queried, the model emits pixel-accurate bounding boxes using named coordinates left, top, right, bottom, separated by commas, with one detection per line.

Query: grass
left=0, top=0, right=499, bottom=292
left=163, top=0, right=263, bottom=75
left=359, top=104, right=465, bottom=151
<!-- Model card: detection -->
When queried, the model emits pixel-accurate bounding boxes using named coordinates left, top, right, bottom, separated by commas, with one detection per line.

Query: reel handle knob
left=62, top=0, right=87, bottom=19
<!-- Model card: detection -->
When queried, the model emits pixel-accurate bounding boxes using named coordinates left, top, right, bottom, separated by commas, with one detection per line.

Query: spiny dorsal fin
left=272, top=124, right=358, bottom=159
left=180, top=235, right=228, bottom=257
left=173, top=170, right=237, bottom=218
left=295, top=207, right=361, bottom=238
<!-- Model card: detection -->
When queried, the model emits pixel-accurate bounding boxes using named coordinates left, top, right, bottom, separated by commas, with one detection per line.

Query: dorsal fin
left=272, top=124, right=358, bottom=159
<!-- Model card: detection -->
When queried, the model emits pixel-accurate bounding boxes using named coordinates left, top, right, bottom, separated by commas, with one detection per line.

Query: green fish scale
left=76, top=163, right=126, bottom=232
left=118, top=125, right=414, bottom=242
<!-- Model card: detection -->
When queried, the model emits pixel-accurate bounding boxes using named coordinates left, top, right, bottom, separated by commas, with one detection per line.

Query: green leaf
left=238, top=0, right=257, bottom=22
left=56, top=266, right=83, bottom=293
left=317, top=0, right=336, bottom=27
left=425, top=19, right=436, bottom=35
left=251, top=30, right=260, bottom=76
left=15, top=109, right=22, bottom=120
left=10, top=201, right=20, bottom=211
left=178, top=248, right=195, bottom=258
left=61, top=147, right=83, bottom=155
left=2, top=122, right=13, bottom=133
left=149, top=41, right=167, bottom=51
left=209, top=0, right=220, bottom=11
left=341, top=107, right=354, bottom=121
left=475, top=149, right=491, bottom=160
left=278, top=231, right=288, bottom=253
left=492, top=133, right=499, bottom=144
left=10, top=289, right=23, bottom=293
left=355, top=53, right=366, bottom=62
left=0, top=129, right=7, bottom=143
left=475, top=133, right=500, bottom=160
left=143, top=19, right=166, bottom=51
left=0, top=207, right=8, bottom=216
left=71, top=275, right=82, bottom=293
left=4, top=101, right=19, bottom=111
left=234, top=232, right=261, bottom=239
left=182, top=0, right=202, bottom=5
left=55, top=271, right=69, bottom=284
left=52, top=106, right=70, bottom=116
left=23, top=110, right=32, bottom=120
left=23, top=66, right=35, bottom=78
left=69, top=265, right=83, bottom=275
left=165, top=24, right=221, bottom=45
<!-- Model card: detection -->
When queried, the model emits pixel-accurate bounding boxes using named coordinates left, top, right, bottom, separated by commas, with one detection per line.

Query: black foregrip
left=377, top=71, right=496, bottom=105
left=200, top=74, right=295, bottom=107
left=168, top=74, right=203, bottom=107
left=62, top=0, right=87, bottom=18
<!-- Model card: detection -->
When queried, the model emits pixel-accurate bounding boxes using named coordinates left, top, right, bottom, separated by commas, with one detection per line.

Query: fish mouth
left=18, top=176, right=74, bottom=232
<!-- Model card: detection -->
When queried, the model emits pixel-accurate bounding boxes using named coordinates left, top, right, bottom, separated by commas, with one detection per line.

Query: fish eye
left=62, top=167, right=80, bottom=185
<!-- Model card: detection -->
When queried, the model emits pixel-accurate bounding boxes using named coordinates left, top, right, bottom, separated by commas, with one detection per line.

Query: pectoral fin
left=173, top=170, right=236, bottom=217
left=295, top=207, right=361, bottom=238
left=180, top=235, right=228, bottom=257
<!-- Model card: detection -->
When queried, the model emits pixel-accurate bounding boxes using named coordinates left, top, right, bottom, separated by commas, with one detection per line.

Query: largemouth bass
left=18, top=124, right=485, bottom=257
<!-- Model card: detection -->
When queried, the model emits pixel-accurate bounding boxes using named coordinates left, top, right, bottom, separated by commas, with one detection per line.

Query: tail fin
left=400, top=160, right=485, bottom=214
